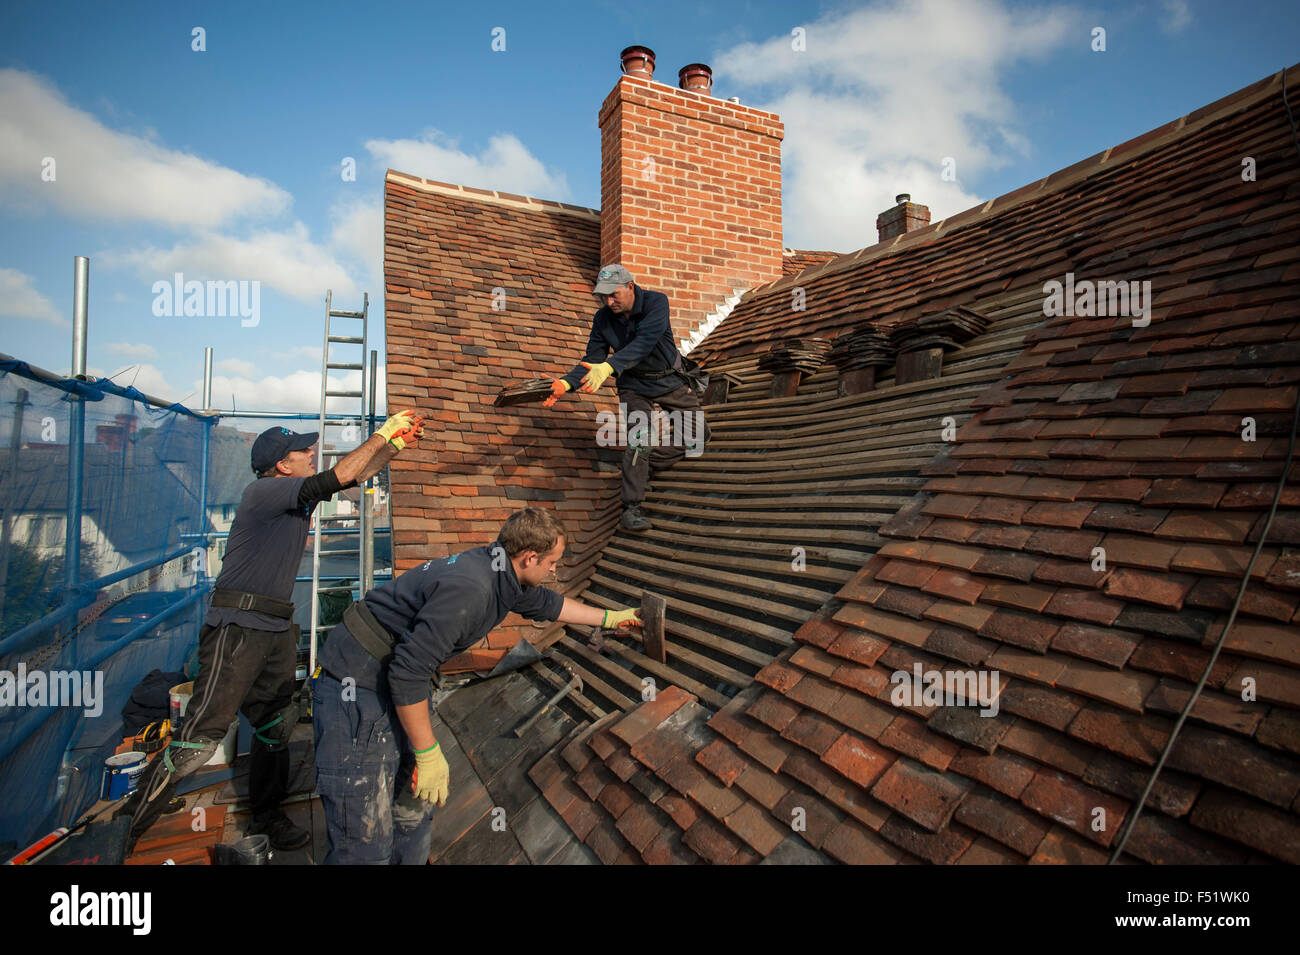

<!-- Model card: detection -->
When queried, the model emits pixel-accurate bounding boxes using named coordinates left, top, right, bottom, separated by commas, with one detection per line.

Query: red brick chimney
left=877, top=193, right=931, bottom=242
left=598, top=51, right=785, bottom=338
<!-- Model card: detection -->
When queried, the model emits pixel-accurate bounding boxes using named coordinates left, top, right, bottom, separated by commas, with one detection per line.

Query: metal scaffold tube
left=65, top=256, right=89, bottom=599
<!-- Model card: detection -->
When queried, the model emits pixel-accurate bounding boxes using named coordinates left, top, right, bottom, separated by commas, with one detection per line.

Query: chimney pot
left=620, top=45, right=656, bottom=79
left=678, top=63, right=713, bottom=95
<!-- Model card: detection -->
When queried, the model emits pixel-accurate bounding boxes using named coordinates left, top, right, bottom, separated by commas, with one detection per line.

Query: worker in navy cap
left=543, top=264, right=710, bottom=532
left=122, top=410, right=425, bottom=852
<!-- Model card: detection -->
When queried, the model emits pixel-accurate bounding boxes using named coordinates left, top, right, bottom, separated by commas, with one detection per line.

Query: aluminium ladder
left=306, top=290, right=382, bottom=679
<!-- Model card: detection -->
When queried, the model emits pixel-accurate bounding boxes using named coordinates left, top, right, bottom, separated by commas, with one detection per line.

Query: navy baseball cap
left=251, top=426, right=318, bottom=473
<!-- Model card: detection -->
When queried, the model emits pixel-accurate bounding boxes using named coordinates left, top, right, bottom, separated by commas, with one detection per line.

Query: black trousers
left=128, top=621, right=297, bottom=842
left=620, top=384, right=709, bottom=506
left=184, top=621, right=298, bottom=817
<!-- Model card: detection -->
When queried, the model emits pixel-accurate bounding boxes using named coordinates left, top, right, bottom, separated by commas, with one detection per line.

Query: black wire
left=1107, top=65, right=1300, bottom=863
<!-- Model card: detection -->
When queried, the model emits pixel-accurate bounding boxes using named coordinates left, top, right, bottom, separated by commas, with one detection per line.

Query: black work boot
left=620, top=505, right=651, bottom=532
left=251, top=810, right=310, bottom=851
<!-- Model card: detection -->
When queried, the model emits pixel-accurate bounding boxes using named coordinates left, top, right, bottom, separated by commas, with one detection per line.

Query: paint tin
left=101, top=752, right=147, bottom=801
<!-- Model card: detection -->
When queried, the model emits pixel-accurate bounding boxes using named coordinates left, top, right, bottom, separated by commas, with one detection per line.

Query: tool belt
left=621, top=351, right=710, bottom=397
left=343, top=600, right=396, bottom=665
left=620, top=366, right=680, bottom=380
left=211, top=588, right=294, bottom=619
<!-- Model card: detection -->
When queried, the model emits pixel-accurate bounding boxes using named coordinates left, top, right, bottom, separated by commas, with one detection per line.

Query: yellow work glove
left=412, top=742, right=450, bottom=807
left=579, top=361, right=614, bottom=394
left=603, top=607, right=642, bottom=630
left=377, top=409, right=415, bottom=443
left=542, top=378, right=571, bottom=408
left=387, top=414, right=426, bottom=451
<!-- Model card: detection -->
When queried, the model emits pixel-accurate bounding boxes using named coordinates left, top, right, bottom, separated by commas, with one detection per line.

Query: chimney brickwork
left=876, top=194, right=931, bottom=243
left=598, top=74, right=785, bottom=338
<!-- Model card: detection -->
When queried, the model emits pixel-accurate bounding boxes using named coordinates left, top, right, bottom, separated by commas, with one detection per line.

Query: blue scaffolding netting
left=0, top=354, right=388, bottom=856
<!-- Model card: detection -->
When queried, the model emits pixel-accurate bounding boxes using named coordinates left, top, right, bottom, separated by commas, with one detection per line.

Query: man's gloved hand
left=377, top=410, right=416, bottom=443
left=388, top=414, right=426, bottom=451
left=603, top=607, right=642, bottom=630
left=579, top=361, right=614, bottom=395
left=412, top=742, right=450, bottom=807
left=542, top=378, right=571, bottom=408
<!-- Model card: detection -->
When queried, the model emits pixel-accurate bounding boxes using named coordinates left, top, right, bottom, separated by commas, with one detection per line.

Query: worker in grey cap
left=122, top=410, right=424, bottom=852
left=544, top=264, right=709, bottom=531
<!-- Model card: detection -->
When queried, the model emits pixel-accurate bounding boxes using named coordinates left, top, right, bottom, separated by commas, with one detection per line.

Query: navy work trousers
left=312, top=671, right=437, bottom=865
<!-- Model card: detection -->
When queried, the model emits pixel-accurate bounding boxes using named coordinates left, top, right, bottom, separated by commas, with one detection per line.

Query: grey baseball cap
left=593, top=264, right=634, bottom=295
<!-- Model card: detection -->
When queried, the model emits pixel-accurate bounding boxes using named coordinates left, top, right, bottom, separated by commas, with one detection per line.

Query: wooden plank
left=597, top=558, right=815, bottom=624
left=614, top=516, right=880, bottom=562
left=588, top=571, right=795, bottom=648
left=547, top=645, right=636, bottom=711
left=625, top=513, right=885, bottom=550
left=557, top=636, right=651, bottom=702
left=639, top=501, right=895, bottom=529
left=661, top=454, right=938, bottom=483
left=599, top=639, right=733, bottom=710
left=608, top=534, right=849, bottom=584
left=604, top=545, right=833, bottom=605
left=652, top=475, right=926, bottom=497
left=650, top=491, right=914, bottom=511
left=582, top=588, right=782, bottom=667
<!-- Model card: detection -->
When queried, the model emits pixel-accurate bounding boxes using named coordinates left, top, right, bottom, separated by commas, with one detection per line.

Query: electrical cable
left=1108, top=64, right=1300, bottom=863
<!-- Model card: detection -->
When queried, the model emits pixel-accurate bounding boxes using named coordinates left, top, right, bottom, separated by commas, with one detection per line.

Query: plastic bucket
left=169, top=682, right=194, bottom=735
left=101, top=752, right=147, bottom=801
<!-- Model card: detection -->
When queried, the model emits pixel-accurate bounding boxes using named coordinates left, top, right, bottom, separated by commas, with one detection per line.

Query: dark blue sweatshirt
left=317, top=542, right=564, bottom=705
left=562, top=284, right=687, bottom=399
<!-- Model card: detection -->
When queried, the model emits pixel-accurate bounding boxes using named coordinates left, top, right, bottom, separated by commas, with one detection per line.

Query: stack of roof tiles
left=890, top=307, right=990, bottom=354
left=521, top=65, right=1300, bottom=863
left=756, top=337, right=832, bottom=375
left=826, top=326, right=895, bottom=372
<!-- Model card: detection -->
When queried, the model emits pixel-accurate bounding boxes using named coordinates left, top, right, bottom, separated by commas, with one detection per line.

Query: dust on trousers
left=124, top=622, right=298, bottom=843
left=312, top=671, right=438, bottom=865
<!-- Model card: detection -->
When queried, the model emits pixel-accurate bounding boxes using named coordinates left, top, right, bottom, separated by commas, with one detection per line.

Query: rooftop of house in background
left=386, top=57, right=1300, bottom=864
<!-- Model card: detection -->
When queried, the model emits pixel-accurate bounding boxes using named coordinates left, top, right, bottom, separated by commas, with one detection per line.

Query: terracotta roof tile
left=954, top=787, right=1052, bottom=856
left=514, top=68, right=1300, bottom=864
left=998, top=682, right=1083, bottom=731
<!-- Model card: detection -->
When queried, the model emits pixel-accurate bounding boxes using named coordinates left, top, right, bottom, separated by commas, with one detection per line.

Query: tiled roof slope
left=527, top=66, right=1300, bottom=863
left=530, top=292, right=1041, bottom=718
left=782, top=249, right=840, bottom=276
left=384, top=171, right=623, bottom=654
left=691, top=67, right=1297, bottom=366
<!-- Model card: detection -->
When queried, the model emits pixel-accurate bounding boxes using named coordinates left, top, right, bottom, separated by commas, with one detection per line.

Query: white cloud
left=328, top=196, right=383, bottom=290
left=365, top=130, right=571, bottom=200
left=216, top=357, right=257, bottom=377
left=272, top=345, right=323, bottom=362
left=104, top=341, right=159, bottom=360
left=0, top=267, right=64, bottom=326
left=95, top=222, right=358, bottom=304
left=201, top=366, right=387, bottom=415
left=1160, top=0, right=1192, bottom=33
left=0, top=69, right=291, bottom=228
left=712, top=0, right=1079, bottom=250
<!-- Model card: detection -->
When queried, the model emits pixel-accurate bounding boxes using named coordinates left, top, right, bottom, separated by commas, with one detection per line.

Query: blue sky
left=1, top=0, right=1297, bottom=414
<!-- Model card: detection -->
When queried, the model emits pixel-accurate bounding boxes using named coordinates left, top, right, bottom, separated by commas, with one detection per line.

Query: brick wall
left=383, top=172, right=620, bottom=651
left=598, top=74, right=786, bottom=336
